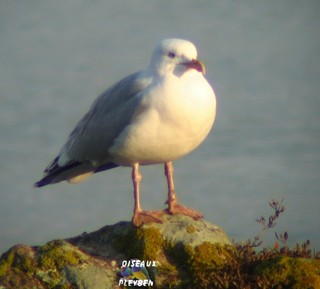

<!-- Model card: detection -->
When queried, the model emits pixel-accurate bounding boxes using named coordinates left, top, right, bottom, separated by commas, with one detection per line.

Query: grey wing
left=57, top=71, right=150, bottom=166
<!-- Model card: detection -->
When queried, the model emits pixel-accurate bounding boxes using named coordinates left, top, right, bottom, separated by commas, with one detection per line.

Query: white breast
left=109, top=70, right=216, bottom=166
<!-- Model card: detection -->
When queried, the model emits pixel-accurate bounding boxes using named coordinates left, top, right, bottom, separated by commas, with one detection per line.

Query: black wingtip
left=34, top=181, right=45, bottom=188
left=33, top=176, right=53, bottom=188
left=33, top=182, right=41, bottom=188
left=34, top=162, right=119, bottom=188
left=34, top=158, right=83, bottom=188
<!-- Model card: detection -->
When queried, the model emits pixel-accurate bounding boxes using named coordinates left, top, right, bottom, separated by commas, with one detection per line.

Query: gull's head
left=148, top=38, right=205, bottom=76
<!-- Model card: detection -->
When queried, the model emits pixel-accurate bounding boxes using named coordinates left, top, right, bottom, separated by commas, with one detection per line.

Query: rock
left=142, top=214, right=230, bottom=247
left=68, top=214, right=230, bottom=255
left=0, top=214, right=319, bottom=289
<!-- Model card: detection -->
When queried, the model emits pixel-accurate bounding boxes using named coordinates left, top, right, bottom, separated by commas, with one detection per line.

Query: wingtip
left=34, top=161, right=119, bottom=188
left=33, top=179, right=46, bottom=188
left=34, top=175, right=53, bottom=188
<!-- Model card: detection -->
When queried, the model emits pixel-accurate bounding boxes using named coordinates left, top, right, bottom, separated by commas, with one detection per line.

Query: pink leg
left=132, top=163, right=142, bottom=215
left=164, top=161, right=177, bottom=213
left=131, top=163, right=163, bottom=226
left=164, top=161, right=203, bottom=220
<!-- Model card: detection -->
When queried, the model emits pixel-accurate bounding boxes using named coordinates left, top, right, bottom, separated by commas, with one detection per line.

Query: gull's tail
left=34, top=157, right=119, bottom=187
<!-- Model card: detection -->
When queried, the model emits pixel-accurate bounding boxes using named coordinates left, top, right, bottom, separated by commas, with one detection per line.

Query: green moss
left=0, top=241, right=85, bottom=289
left=135, top=227, right=164, bottom=260
left=189, top=242, right=231, bottom=268
left=112, top=226, right=164, bottom=260
left=117, top=228, right=234, bottom=288
left=254, top=256, right=320, bottom=288
left=0, top=245, right=36, bottom=277
left=37, top=240, right=85, bottom=270
left=0, top=249, right=14, bottom=276
left=0, top=245, right=45, bottom=289
left=184, top=243, right=233, bottom=288
left=35, top=240, right=88, bottom=289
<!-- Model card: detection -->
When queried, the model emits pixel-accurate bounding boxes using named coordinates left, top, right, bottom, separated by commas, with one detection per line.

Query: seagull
left=34, top=38, right=216, bottom=226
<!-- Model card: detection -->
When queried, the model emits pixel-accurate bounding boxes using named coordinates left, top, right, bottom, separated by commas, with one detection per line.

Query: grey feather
left=58, top=71, right=152, bottom=165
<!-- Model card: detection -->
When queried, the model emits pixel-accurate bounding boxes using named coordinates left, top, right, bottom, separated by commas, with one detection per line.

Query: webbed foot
left=132, top=210, right=164, bottom=226
left=166, top=201, right=203, bottom=220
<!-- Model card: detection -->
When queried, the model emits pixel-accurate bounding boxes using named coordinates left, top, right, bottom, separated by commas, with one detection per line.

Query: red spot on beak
left=182, top=59, right=206, bottom=74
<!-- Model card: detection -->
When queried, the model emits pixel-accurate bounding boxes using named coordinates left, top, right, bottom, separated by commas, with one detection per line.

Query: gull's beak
left=182, top=59, right=206, bottom=75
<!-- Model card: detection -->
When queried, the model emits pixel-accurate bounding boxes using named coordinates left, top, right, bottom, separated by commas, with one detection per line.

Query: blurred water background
left=0, top=1, right=319, bottom=254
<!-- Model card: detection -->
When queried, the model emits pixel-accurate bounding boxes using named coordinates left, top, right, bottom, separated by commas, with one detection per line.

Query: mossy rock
left=37, top=240, right=87, bottom=270
left=0, top=244, right=41, bottom=288
left=0, top=240, right=115, bottom=289
left=66, top=214, right=231, bottom=288
left=1, top=215, right=319, bottom=289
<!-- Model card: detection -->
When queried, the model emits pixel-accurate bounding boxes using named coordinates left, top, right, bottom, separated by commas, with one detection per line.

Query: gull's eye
left=168, top=52, right=176, bottom=59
